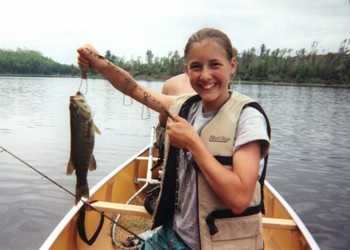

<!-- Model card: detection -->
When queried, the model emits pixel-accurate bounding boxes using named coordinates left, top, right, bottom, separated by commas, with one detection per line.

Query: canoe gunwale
left=264, top=181, right=320, bottom=250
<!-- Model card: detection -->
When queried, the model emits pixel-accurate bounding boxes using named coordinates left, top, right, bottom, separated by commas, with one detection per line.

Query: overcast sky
left=1, top=0, right=349, bottom=65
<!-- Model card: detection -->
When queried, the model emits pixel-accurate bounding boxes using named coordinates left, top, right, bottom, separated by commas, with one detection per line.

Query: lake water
left=0, top=77, right=349, bottom=250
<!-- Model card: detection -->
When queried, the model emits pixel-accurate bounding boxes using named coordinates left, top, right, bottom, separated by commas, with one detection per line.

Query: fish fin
left=75, top=184, right=89, bottom=205
left=89, top=155, right=97, bottom=171
left=66, top=157, right=75, bottom=175
left=93, top=124, right=101, bottom=135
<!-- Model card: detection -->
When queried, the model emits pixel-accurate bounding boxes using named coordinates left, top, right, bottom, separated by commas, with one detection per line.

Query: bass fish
left=67, top=91, right=100, bottom=204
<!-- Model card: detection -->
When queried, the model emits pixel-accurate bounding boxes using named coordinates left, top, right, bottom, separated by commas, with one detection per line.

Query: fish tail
left=75, top=183, right=89, bottom=205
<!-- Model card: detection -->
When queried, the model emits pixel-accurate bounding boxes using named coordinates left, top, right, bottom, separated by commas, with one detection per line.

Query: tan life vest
left=153, top=91, right=266, bottom=250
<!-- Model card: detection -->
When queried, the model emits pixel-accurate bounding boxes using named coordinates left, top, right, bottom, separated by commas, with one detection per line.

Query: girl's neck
left=202, top=91, right=230, bottom=113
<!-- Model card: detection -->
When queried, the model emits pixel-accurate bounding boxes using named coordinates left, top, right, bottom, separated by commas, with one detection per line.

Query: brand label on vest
left=209, top=135, right=231, bottom=143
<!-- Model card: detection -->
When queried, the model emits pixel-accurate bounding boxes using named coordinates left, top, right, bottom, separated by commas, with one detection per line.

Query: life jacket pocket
left=209, top=213, right=263, bottom=250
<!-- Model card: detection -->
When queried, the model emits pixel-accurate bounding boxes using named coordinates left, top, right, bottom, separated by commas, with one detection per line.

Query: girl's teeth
left=202, top=83, right=215, bottom=89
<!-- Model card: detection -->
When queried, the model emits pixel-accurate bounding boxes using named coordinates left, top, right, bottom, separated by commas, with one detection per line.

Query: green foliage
left=1, top=40, right=350, bottom=85
left=105, top=49, right=185, bottom=78
left=0, top=49, right=80, bottom=76
left=236, top=40, right=350, bottom=85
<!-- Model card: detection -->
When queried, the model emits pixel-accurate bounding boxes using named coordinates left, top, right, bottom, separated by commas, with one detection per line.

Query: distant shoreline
left=1, top=74, right=349, bottom=88
left=232, top=80, right=350, bottom=88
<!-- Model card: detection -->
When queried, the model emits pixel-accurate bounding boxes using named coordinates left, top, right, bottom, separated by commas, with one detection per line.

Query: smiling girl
left=78, top=28, right=270, bottom=250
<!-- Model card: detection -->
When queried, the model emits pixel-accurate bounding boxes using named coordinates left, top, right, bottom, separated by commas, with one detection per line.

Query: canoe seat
left=90, top=201, right=152, bottom=218
left=262, top=217, right=297, bottom=230
left=90, top=201, right=297, bottom=230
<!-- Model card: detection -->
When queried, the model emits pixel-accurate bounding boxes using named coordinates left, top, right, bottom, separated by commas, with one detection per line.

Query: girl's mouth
left=200, top=83, right=216, bottom=89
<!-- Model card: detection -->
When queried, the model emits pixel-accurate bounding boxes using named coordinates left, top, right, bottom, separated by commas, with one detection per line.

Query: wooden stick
left=91, top=201, right=152, bottom=218
left=262, top=217, right=297, bottom=230
left=91, top=200, right=298, bottom=230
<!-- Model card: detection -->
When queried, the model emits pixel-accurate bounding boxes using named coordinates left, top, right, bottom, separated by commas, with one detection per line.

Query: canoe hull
left=41, top=146, right=319, bottom=250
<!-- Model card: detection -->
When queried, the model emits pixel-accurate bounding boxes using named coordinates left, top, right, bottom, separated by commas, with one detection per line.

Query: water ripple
left=1, top=77, right=350, bottom=249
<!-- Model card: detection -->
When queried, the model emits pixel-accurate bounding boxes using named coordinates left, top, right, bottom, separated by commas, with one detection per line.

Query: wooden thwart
left=90, top=201, right=297, bottom=230
left=91, top=201, right=152, bottom=218
left=262, top=217, right=297, bottom=230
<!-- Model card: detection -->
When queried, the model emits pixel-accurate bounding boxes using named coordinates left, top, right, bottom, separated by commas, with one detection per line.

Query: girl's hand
left=77, top=44, right=106, bottom=72
left=166, top=110, right=199, bottom=151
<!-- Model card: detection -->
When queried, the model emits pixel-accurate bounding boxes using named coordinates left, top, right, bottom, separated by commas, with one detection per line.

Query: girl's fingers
left=167, top=110, right=178, bottom=121
left=77, top=48, right=89, bottom=69
left=77, top=46, right=96, bottom=70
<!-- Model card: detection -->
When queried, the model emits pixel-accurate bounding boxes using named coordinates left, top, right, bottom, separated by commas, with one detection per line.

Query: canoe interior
left=263, top=183, right=312, bottom=250
left=42, top=146, right=319, bottom=250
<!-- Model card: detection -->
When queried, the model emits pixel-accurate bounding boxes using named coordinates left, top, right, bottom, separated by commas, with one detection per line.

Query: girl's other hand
left=166, top=111, right=198, bottom=151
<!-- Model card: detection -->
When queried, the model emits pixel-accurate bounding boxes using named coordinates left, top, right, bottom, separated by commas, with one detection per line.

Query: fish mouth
left=70, top=91, right=84, bottom=100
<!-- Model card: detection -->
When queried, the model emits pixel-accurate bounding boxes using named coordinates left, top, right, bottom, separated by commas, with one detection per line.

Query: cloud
left=1, top=0, right=349, bottom=64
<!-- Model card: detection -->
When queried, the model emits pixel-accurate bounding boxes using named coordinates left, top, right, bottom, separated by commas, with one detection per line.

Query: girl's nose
left=199, top=66, right=211, bottom=81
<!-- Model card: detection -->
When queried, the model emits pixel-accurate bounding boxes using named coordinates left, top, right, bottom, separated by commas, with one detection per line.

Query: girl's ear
left=230, top=58, right=237, bottom=75
left=184, top=64, right=189, bottom=74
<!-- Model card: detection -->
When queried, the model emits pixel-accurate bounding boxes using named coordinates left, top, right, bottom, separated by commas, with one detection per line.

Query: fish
left=67, top=91, right=100, bottom=204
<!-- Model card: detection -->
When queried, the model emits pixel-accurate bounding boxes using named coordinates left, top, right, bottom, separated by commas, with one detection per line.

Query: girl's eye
left=190, top=64, right=201, bottom=70
left=210, top=62, right=221, bottom=68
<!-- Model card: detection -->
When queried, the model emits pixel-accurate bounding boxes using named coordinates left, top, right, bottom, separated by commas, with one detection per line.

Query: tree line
left=1, top=40, right=349, bottom=85
left=236, top=40, right=350, bottom=85
left=0, top=49, right=79, bottom=76
left=105, top=39, right=350, bottom=85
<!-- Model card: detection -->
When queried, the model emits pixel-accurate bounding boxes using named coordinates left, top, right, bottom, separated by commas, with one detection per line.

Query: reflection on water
left=1, top=77, right=350, bottom=250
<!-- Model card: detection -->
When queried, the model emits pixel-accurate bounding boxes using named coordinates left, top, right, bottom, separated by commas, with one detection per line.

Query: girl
left=78, top=28, right=270, bottom=250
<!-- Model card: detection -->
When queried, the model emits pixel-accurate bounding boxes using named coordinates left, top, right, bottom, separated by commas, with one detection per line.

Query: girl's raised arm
left=77, top=44, right=174, bottom=117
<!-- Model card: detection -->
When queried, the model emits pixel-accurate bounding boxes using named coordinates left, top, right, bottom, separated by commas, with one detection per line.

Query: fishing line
left=78, top=70, right=88, bottom=94
left=0, top=146, right=145, bottom=243
left=141, top=93, right=151, bottom=120
left=0, top=146, right=75, bottom=197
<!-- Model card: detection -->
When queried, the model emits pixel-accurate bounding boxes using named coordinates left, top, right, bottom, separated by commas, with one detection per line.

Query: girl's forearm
left=79, top=46, right=171, bottom=115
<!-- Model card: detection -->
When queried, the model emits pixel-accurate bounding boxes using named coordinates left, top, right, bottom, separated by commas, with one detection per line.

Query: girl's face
left=185, top=40, right=236, bottom=112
